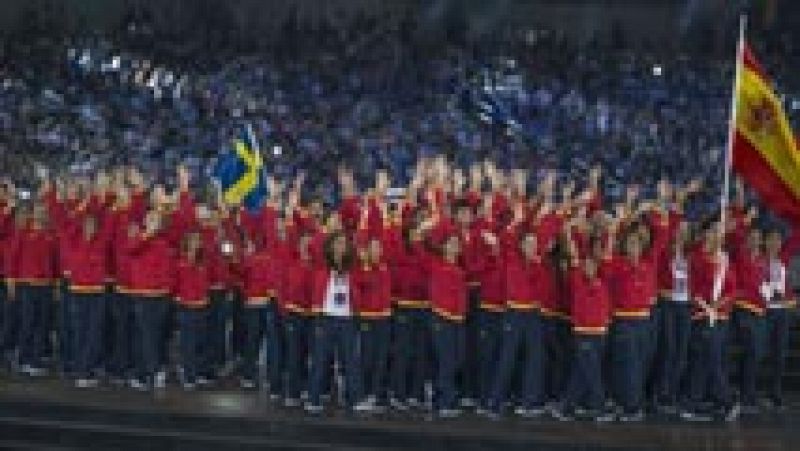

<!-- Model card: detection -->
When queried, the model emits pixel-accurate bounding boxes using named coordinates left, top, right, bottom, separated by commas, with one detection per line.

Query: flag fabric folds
left=732, top=43, right=800, bottom=223
left=213, top=125, right=267, bottom=211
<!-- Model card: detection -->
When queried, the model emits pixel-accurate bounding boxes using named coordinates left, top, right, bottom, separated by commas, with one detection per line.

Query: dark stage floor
left=0, top=374, right=797, bottom=450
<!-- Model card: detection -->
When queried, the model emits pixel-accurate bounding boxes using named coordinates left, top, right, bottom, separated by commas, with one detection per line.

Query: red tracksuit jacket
left=428, top=254, right=468, bottom=322
left=477, top=247, right=505, bottom=312
left=353, top=261, right=392, bottom=319
left=655, top=211, right=684, bottom=297
left=689, top=248, right=737, bottom=321
left=390, top=238, right=430, bottom=308
left=0, top=204, right=11, bottom=278
left=125, top=232, right=175, bottom=297
left=240, top=250, right=277, bottom=306
left=568, top=268, right=611, bottom=335
left=67, top=225, right=112, bottom=293
left=10, top=225, right=58, bottom=285
left=282, top=254, right=314, bottom=315
left=603, top=254, right=657, bottom=319
left=733, top=249, right=767, bottom=315
left=173, top=256, right=211, bottom=308
left=270, top=236, right=294, bottom=314
left=602, top=215, right=668, bottom=319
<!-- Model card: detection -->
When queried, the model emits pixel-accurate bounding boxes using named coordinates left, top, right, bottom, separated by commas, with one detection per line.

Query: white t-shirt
left=762, top=259, right=786, bottom=309
left=672, top=256, right=689, bottom=303
left=322, top=272, right=352, bottom=317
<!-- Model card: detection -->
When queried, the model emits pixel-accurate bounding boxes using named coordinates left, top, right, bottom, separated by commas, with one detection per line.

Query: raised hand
left=95, top=171, right=111, bottom=196
left=376, top=169, right=390, bottom=195
left=294, top=171, right=306, bottom=192
left=657, top=179, right=672, bottom=202
left=589, top=165, right=602, bottom=186
left=561, top=180, right=576, bottom=203
left=451, top=168, right=465, bottom=194
left=128, top=166, right=145, bottom=190
left=513, top=169, right=527, bottom=196
left=625, top=184, right=639, bottom=205
left=177, top=164, right=190, bottom=191
left=469, top=163, right=483, bottom=191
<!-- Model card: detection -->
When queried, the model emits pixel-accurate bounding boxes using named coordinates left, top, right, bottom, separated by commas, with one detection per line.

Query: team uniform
left=685, top=247, right=738, bottom=419
left=428, top=249, right=468, bottom=415
left=560, top=265, right=611, bottom=419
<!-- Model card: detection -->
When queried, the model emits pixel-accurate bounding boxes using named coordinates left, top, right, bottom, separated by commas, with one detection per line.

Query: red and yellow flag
left=732, top=43, right=800, bottom=223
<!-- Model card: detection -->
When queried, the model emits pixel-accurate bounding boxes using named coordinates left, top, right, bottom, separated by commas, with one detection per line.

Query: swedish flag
left=214, top=124, right=267, bottom=211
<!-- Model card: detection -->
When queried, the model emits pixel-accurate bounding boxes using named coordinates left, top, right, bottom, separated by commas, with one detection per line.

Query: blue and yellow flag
left=214, top=125, right=267, bottom=211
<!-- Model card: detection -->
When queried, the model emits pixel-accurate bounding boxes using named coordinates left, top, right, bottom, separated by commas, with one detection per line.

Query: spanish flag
left=732, top=43, right=800, bottom=223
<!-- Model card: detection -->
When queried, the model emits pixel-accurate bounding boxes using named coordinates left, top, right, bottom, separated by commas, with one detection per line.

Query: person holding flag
left=720, top=15, right=800, bottom=415
left=682, top=220, right=739, bottom=422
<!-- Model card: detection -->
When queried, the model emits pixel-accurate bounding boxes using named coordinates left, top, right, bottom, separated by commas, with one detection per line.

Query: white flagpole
left=720, top=14, right=747, bottom=240
left=244, top=122, right=270, bottom=206
left=712, top=14, right=747, bottom=325
left=245, top=122, right=261, bottom=157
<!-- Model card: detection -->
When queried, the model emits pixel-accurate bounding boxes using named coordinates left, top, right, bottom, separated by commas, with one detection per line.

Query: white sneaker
left=369, top=402, right=387, bottom=413
left=129, top=378, right=150, bottom=392
left=679, top=410, right=711, bottom=422
left=619, top=411, right=645, bottom=422
left=594, top=412, right=616, bottom=423
left=390, top=398, right=408, bottom=411
left=574, top=407, right=589, bottom=416
left=284, top=398, right=301, bottom=408
left=182, top=382, right=197, bottom=391
left=154, top=371, right=167, bottom=389
left=304, top=403, right=323, bottom=414
left=516, top=406, right=545, bottom=418
left=20, top=365, right=47, bottom=377
left=549, top=406, right=574, bottom=422
left=459, top=398, right=476, bottom=408
left=353, top=400, right=375, bottom=413
left=437, top=408, right=463, bottom=419
left=725, top=403, right=741, bottom=422
left=75, top=378, right=99, bottom=389
left=239, top=378, right=256, bottom=389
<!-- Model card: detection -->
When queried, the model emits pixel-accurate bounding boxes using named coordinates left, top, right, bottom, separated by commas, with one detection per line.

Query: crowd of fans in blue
left=1, top=9, right=797, bottom=222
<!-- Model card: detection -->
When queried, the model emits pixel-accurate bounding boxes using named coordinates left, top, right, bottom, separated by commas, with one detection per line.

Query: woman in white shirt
left=763, top=230, right=794, bottom=409
left=305, top=231, right=367, bottom=414
left=661, top=223, right=691, bottom=411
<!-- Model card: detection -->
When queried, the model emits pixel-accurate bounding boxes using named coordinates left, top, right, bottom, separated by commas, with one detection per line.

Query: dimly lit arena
left=0, top=1, right=799, bottom=449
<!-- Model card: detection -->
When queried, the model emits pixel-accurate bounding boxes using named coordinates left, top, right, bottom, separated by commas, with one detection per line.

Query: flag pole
left=245, top=121, right=270, bottom=203
left=245, top=122, right=261, bottom=155
left=720, top=14, right=747, bottom=239
left=711, top=14, right=747, bottom=322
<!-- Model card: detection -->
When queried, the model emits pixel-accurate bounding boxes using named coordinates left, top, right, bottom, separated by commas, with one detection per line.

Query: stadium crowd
left=0, top=3, right=799, bottom=425
left=1, top=8, right=797, bottom=214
